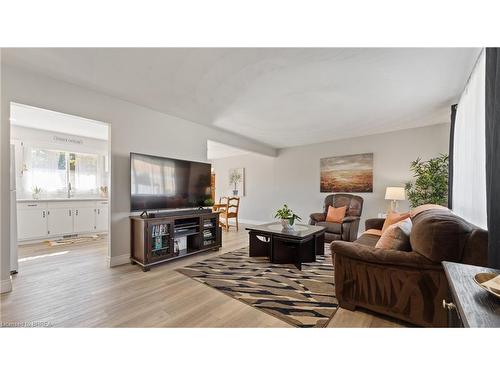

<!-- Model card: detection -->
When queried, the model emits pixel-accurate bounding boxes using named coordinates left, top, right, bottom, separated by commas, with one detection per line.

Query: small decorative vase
left=32, top=193, right=40, bottom=200
left=281, top=218, right=294, bottom=231
left=233, top=190, right=238, bottom=196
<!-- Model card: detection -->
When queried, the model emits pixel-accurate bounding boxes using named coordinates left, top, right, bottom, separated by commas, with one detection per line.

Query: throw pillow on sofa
left=381, top=211, right=410, bottom=233
left=326, top=205, right=347, bottom=223
left=375, top=217, right=412, bottom=251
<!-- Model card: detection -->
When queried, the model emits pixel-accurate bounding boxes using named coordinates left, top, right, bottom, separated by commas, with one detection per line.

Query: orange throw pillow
left=376, top=218, right=412, bottom=251
left=326, top=205, right=347, bottom=223
left=381, top=211, right=410, bottom=233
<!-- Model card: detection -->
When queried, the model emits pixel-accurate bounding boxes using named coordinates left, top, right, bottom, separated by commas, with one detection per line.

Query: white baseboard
left=107, top=254, right=130, bottom=268
left=238, top=219, right=268, bottom=225
left=0, top=277, right=12, bottom=294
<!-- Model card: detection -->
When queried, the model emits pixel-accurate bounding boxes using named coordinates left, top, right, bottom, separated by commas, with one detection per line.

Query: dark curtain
left=485, top=48, right=500, bottom=269
left=448, top=104, right=457, bottom=209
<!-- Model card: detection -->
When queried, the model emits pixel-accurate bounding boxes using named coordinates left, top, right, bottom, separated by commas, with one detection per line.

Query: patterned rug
left=176, top=246, right=337, bottom=327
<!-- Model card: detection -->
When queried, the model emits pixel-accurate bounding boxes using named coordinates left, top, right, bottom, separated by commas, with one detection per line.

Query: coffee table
left=245, top=222, right=326, bottom=270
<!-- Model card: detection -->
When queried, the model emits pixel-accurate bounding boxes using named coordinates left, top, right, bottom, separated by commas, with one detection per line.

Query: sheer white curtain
left=452, top=50, right=487, bottom=228
left=21, top=146, right=67, bottom=196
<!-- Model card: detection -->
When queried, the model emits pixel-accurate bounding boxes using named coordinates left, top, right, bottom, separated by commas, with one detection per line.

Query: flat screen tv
left=130, top=152, right=212, bottom=212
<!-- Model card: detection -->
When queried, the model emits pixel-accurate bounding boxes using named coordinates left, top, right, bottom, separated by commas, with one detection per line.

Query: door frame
left=9, top=102, right=113, bottom=271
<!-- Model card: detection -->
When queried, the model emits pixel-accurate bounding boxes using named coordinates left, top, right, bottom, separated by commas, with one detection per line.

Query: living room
left=1, top=2, right=499, bottom=374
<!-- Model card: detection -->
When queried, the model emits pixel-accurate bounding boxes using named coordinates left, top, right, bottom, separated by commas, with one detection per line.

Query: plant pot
left=281, top=218, right=294, bottom=231
left=32, top=193, right=40, bottom=200
left=233, top=190, right=238, bottom=196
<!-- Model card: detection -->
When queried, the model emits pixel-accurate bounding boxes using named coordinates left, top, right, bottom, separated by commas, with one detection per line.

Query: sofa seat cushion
left=354, top=233, right=380, bottom=247
left=325, top=232, right=342, bottom=242
left=316, top=221, right=342, bottom=233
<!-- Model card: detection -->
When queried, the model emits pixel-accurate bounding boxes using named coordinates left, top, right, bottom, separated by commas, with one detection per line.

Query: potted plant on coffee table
left=274, top=204, right=302, bottom=230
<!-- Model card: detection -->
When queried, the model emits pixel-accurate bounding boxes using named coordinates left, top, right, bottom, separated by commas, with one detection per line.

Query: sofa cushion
left=376, top=218, right=412, bottom=251
left=410, top=204, right=449, bottom=218
left=381, top=211, right=410, bottom=233
left=410, top=209, right=472, bottom=263
left=354, top=233, right=380, bottom=247
left=363, top=229, right=383, bottom=236
left=326, top=205, right=346, bottom=223
left=316, top=221, right=342, bottom=234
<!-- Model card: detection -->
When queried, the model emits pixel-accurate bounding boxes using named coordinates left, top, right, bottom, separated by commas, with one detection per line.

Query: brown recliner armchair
left=331, top=208, right=488, bottom=327
left=309, top=194, right=363, bottom=242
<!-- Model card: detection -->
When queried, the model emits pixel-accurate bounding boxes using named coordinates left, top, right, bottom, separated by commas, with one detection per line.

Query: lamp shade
left=385, top=187, right=405, bottom=201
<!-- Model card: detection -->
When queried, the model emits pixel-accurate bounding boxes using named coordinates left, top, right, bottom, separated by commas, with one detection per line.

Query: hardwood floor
left=1, top=227, right=403, bottom=328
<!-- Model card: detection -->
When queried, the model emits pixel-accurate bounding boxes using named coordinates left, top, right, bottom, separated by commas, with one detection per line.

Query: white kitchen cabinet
left=17, top=202, right=48, bottom=240
left=47, top=206, right=74, bottom=236
left=17, top=199, right=109, bottom=242
left=74, top=205, right=97, bottom=233
left=95, top=201, right=109, bottom=232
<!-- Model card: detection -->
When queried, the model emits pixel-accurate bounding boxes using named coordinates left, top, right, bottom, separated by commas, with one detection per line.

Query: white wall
left=212, top=124, right=450, bottom=229
left=0, top=64, right=277, bottom=291
left=212, top=153, right=276, bottom=223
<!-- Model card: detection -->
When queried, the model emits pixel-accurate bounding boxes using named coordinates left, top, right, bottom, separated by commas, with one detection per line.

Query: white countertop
left=18, top=197, right=108, bottom=202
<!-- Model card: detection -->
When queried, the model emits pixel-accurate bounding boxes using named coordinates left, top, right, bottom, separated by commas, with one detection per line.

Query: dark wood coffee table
left=245, top=222, right=326, bottom=270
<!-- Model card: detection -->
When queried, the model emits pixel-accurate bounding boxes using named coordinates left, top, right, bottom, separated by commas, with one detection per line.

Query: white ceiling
left=3, top=48, right=480, bottom=148
left=207, top=140, right=250, bottom=160
left=11, top=102, right=109, bottom=140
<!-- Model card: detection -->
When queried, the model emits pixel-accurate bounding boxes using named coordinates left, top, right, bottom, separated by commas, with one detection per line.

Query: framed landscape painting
left=320, top=153, right=373, bottom=192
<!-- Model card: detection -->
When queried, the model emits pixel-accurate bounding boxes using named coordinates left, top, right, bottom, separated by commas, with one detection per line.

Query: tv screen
left=130, top=153, right=212, bottom=211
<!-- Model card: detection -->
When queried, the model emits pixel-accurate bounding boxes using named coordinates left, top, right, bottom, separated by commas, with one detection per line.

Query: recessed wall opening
left=9, top=102, right=111, bottom=280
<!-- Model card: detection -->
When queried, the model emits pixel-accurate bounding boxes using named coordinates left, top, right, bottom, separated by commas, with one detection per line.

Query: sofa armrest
left=365, top=218, right=385, bottom=231
left=331, top=240, right=440, bottom=270
left=309, top=212, right=326, bottom=224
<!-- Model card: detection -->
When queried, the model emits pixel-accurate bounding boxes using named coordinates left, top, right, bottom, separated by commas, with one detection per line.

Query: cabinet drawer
left=18, top=202, right=48, bottom=210
left=47, top=201, right=75, bottom=209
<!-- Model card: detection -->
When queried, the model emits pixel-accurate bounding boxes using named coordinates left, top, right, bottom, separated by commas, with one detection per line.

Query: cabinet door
left=74, top=207, right=96, bottom=233
left=47, top=208, right=74, bottom=236
left=18, top=208, right=48, bottom=240
left=95, top=202, right=108, bottom=232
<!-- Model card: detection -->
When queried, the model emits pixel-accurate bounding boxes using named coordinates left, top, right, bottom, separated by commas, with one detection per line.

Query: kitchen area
left=10, top=103, right=110, bottom=274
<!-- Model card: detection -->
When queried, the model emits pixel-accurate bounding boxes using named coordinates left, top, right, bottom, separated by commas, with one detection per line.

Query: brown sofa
left=331, top=208, right=488, bottom=327
left=309, top=194, right=363, bottom=242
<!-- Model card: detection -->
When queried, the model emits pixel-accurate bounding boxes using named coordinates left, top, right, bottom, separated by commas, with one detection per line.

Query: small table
left=245, top=222, right=326, bottom=270
left=442, top=261, right=500, bottom=328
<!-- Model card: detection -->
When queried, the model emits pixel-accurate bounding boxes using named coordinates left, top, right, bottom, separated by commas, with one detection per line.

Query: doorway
left=9, top=103, right=112, bottom=277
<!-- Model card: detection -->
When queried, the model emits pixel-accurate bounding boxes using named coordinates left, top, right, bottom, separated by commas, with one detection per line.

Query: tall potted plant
left=405, top=154, right=449, bottom=208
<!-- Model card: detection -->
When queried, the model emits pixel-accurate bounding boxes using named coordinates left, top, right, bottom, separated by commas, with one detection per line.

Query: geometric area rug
left=176, top=247, right=338, bottom=328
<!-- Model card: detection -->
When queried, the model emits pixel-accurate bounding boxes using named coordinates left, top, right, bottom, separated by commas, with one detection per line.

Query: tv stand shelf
left=130, top=211, right=222, bottom=271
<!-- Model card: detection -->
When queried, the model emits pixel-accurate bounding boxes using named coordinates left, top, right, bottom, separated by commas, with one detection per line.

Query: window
left=23, top=147, right=67, bottom=194
left=69, top=152, right=99, bottom=195
left=20, top=145, right=102, bottom=198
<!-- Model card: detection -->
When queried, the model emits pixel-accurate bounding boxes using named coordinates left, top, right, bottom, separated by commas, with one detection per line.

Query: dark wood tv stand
left=130, top=211, right=222, bottom=271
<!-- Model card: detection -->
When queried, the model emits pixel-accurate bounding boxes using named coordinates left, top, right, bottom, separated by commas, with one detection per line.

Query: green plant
left=32, top=185, right=42, bottom=194
left=405, top=154, right=448, bottom=208
left=203, top=198, right=215, bottom=206
left=274, top=204, right=302, bottom=225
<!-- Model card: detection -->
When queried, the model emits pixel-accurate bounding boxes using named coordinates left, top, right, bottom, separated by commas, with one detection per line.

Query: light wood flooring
left=1, top=228, right=403, bottom=327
